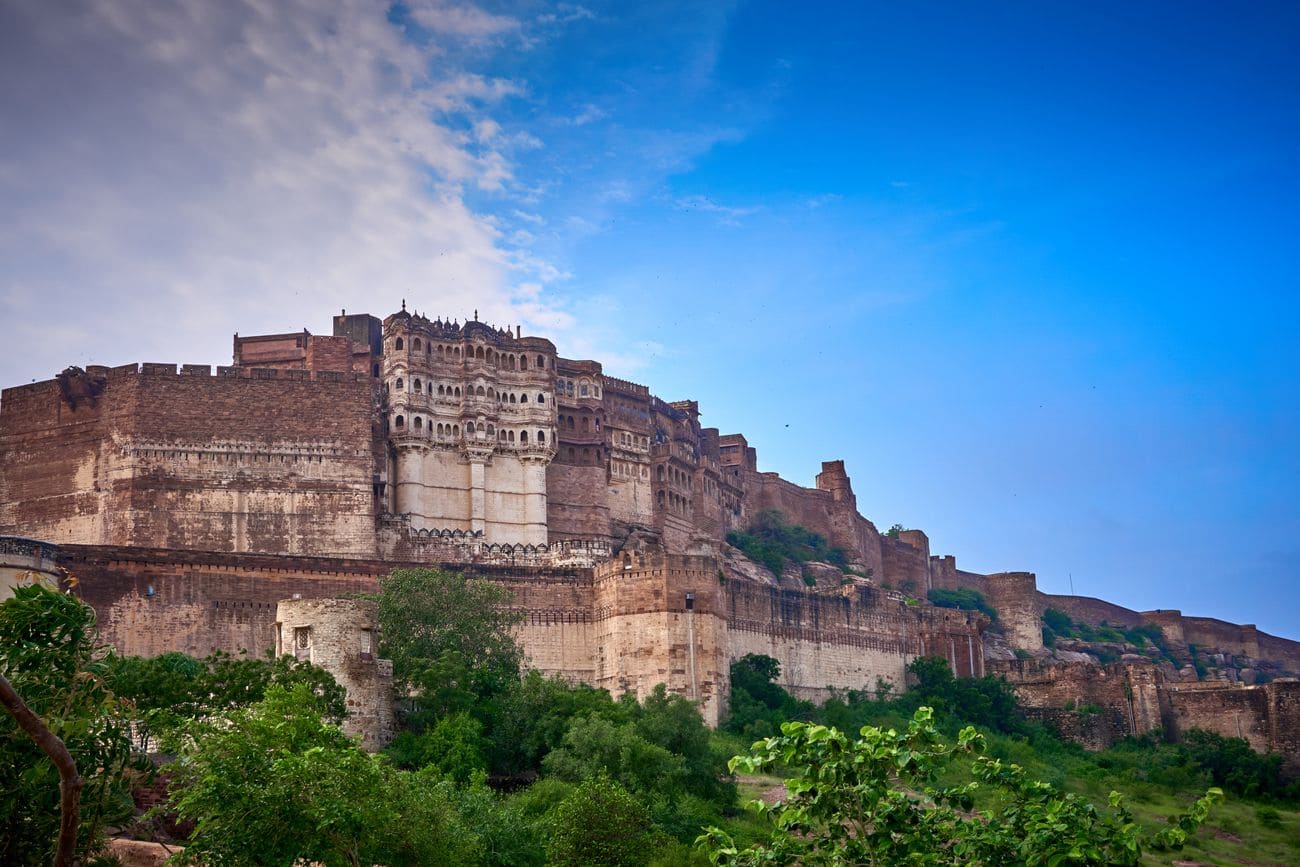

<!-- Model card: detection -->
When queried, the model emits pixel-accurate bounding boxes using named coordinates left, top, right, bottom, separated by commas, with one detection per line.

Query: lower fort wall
left=1164, top=680, right=1300, bottom=771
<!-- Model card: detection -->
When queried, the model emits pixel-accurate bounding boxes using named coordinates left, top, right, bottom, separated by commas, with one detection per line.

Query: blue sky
left=2, top=2, right=1297, bottom=636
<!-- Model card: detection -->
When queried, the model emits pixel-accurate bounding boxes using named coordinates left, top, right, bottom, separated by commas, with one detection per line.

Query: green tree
left=0, top=582, right=140, bottom=866
left=104, top=648, right=345, bottom=752
left=386, top=710, right=489, bottom=783
left=547, top=773, right=661, bottom=867
left=166, top=682, right=477, bottom=866
left=374, top=567, right=523, bottom=730
left=700, top=708, right=1222, bottom=866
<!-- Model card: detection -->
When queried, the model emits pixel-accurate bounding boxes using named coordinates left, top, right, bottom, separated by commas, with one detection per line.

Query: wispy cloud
left=0, top=0, right=563, bottom=382
left=674, top=194, right=761, bottom=226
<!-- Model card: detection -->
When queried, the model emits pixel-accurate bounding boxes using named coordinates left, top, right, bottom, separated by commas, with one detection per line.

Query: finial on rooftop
left=401, top=298, right=406, bottom=312
left=474, top=309, right=478, bottom=321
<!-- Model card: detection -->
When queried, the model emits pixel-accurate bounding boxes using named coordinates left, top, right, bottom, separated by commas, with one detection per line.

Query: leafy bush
left=927, top=587, right=998, bottom=622
left=546, top=773, right=662, bottom=867
left=700, top=708, right=1223, bottom=866
left=726, top=510, right=849, bottom=579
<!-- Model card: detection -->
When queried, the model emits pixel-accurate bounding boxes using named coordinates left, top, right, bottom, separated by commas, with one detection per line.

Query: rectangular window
left=293, top=626, right=311, bottom=660
left=360, top=628, right=373, bottom=659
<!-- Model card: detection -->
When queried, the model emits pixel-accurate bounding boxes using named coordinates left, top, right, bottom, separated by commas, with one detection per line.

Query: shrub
left=927, top=587, right=998, bottom=622
left=546, top=774, right=660, bottom=867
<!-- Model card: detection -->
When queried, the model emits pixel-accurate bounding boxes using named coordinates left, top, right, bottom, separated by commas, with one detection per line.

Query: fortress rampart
left=2, top=305, right=1298, bottom=753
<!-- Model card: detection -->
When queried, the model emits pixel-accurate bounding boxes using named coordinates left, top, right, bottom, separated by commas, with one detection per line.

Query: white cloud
left=674, top=194, right=760, bottom=226
left=406, top=1, right=520, bottom=40
left=0, top=0, right=563, bottom=383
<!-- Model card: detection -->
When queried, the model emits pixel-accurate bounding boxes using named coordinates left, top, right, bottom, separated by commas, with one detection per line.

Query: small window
left=477, top=385, right=485, bottom=396
left=537, top=393, right=545, bottom=403
left=294, top=626, right=311, bottom=660
left=508, top=430, right=515, bottom=442
left=537, top=430, right=545, bottom=443
left=580, top=384, right=589, bottom=397
left=360, top=628, right=373, bottom=658
left=413, top=338, right=421, bottom=351
left=372, top=363, right=380, bottom=377
left=510, top=393, right=517, bottom=404
left=537, top=354, right=545, bottom=369
left=520, top=430, right=529, bottom=444
left=466, top=422, right=475, bottom=434
left=395, top=415, right=405, bottom=428
left=520, top=355, right=528, bottom=370
left=395, top=337, right=404, bottom=350
left=414, top=416, right=422, bottom=430
left=395, top=378, right=404, bottom=390
left=413, top=379, right=422, bottom=392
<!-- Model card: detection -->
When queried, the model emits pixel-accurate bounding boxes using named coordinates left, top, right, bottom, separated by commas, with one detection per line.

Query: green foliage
left=885, top=523, right=905, bottom=538
left=546, top=773, right=662, bottom=867
left=700, top=708, right=1223, bottom=866
left=725, top=510, right=848, bottom=579
left=385, top=710, right=488, bottom=783
left=374, top=567, right=523, bottom=730
left=723, top=654, right=814, bottom=739
left=928, top=587, right=998, bottom=621
left=1179, top=729, right=1296, bottom=800
left=488, top=670, right=628, bottom=776
left=166, top=682, right=479, bottom=866
left=104, top=648, right=345, bottom=751
left=0, top=583, right=141, bottom=866
left=1043, top=607, right=1073, bottom=634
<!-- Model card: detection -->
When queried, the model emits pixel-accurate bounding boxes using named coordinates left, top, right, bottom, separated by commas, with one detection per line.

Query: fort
left=1, top=306, right=1297, bottom=761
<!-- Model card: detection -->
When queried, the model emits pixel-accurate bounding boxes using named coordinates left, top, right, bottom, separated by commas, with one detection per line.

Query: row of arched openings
left=393, top=337, right=547, bottom=371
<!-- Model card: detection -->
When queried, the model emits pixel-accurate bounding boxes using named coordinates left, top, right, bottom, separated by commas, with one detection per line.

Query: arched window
left=395, top=378, right=404, bottom=390
left=476, top=346, right=484, bottom=360
left=520, top=355, right=528, bottom=370
left=395, top=415, right=405, bottom=428
left=438, top=345, right=444, bottom=355
left=437, top=385, right=444, bottom=396
left=437, top=423, right=444, bottom=437
left=371, top=363, right=380, bottom=378
left=452, top=424, right=459, bottom=436
left=658, top=491, right=666, bottom=508
left=595, top=418, right=601, bottom=431
left=537, top=393, right=545, bottom=403
left=413, top=379, right=422, bottom=393
left=426, top=342, right=431, bottom=355
left=395, top=337, right=404, bottom=350
left=508, top=430, right=515, bottom=442
left=657, top=466, right=666, bottom=482
left=454, top=347, right=461, bottom=358
left=581, top=417, right=589, bottom=433
left=487, top=424, right=495, bottom=435
left=537, top=430, right=545, bottom=443
left=414, top=416, right=423, bottom=430
left=537, top=355, right=545, bottom=369
left=499, top=429, right=506, bottom=441
left=567, top=416, right=575, bottom=430
left=454, top=387, right=461, bottom=397
left=474, top=385, right=482, bottom=396
left=520, top=431, right=528, bottom=444
left=509, top=393, right=517, bottom=404
left=582, top=448, right=590, bottom=460
left=413, top=338, right=421, bottom=351
left=509, top=355, right=516, bottom=371
left=466, top=422, right=475, bottom=434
